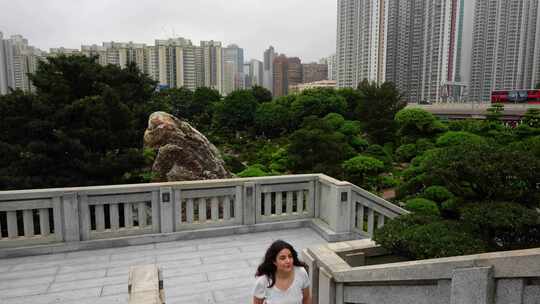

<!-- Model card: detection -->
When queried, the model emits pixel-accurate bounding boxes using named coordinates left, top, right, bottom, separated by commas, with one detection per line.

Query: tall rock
left=144, top=112, right=232, bottom=181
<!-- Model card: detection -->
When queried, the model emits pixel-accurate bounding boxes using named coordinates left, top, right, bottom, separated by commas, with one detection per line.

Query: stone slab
left=451, top=266, right=494, bottom=304
left=0, top=227, right=328, bottom=304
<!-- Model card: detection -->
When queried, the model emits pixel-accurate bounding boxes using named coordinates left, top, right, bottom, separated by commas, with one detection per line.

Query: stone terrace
left=0, top=227, right=327, bottom=304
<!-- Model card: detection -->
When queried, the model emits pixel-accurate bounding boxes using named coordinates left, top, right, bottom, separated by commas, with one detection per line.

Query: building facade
left=273, top=54, right=289, bottom=97
left=469, top=0, right=540, bottom=102
left=336, top=0, right=388, bottom=88
left=385, top=0, right=465, bottom=103
left=323, top=54, right=337, bottom=81
left=288, top=57, right=303, bottom=88
left=201, top=40, right=223, bottom=93
left=248, top=59, right=263, bottom=87
left=302, top=63, right=328, bottom=83
left=263, top=46, right=276, bottom=94
left=289, top=80, right=337, bottom=93
left=155, top=38, right=198, bottom=90
left=222, top=44, right=244, bottom=95
left=0, top=33, right=44, bottom=94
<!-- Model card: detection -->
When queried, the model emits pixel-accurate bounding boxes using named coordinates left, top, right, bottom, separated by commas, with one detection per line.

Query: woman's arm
left=253, top=296, right=265, bottom=304
left=302, top=288, right=312, bottom=304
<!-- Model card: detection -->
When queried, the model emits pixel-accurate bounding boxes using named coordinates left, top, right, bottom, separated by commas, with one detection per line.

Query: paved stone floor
left=0, top=227, right=328, bottom=304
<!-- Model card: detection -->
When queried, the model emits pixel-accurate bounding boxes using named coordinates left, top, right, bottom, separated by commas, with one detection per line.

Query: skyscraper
left=323, top=54, right=337, bottom=81
left=155, top=38, right=198, bottom=90
left=0, top=33, right=44, bottom=94
left=385, top=0, right=465, bottom=102
left=288, top=57, right=303, bottom=88
left=273, top=54, right=289, bottom=97
left=201, top=40, right=223, bottom=93
left=336, top=0, right=388, bottom=88
left=248, top=59, right=263, bottom=87
left=263, top=46, right=276, bottom=94
left=0, top=32, right=8, bottom=95
left=469, top=0, right=540, bottom=102
left=222, top=44, right=244, bottom=95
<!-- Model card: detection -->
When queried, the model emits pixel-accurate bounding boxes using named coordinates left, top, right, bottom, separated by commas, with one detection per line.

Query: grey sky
left=0, top=0, right=337, bottom=63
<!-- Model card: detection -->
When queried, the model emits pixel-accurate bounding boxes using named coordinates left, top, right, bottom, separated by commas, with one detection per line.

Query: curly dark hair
left=255, top=240, right=308, bottom=288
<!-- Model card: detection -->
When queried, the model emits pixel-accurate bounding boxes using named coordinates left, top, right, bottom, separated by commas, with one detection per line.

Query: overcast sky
left=0, top=0, right=337, bottom=63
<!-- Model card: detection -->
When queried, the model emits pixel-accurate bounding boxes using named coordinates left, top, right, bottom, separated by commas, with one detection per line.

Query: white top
left=252, top=266, right=310, bottom=304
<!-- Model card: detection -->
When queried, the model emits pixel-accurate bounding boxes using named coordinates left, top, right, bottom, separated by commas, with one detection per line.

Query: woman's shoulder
left=254, top=274, right=270, bottom=286
left=294, top=266, right=308, bottom=275
left=294, top=266, right=310, bottom=287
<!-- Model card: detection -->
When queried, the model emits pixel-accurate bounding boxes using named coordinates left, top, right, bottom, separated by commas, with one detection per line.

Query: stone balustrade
left=303, top=240, right=540, bottom=304
left=0, top=174, right=407, bottom=257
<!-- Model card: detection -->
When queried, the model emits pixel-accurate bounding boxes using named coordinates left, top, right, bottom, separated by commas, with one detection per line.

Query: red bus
left=491, top=89, right=540, bottom=104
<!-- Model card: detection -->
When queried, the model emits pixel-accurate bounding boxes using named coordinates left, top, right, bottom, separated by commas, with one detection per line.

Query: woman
left=252, top=240, right=312, bottom=304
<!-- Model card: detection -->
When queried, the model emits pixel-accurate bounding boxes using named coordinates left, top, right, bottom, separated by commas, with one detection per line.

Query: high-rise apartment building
left=201, top=40, right=223, bottom=93
left=263, top=46, right=276, bottom=94
left=469, top=0, right=540, bottom=102
left=302, top=63, right=328, bottom=83
left=0, top=33, right=44, bottom=94
left=0, top=32, right=8, bottom=95
left=248, top=59, right=263, bottom=87
left=222, top=44, right=244, bottom=95
left=322, top=54, right=337, bottom=81
left=273, top=54, right=289, bottom=97
left=336, top=0, right=388, bottom=88
left=385, top=0, right=465, bottom=102
left=155, top=38, right=200, bottom=90
left=48, top=47, right=81, bottom=58
left=272, top=55, right=302, bottom=96
left=288, top=57, right=303, bottom=88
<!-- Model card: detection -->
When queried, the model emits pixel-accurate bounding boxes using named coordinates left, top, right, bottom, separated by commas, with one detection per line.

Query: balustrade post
left=159, top=187, right=173, bottom=233
left=243, top=182, right=256, bottom=225
left=334, top=186, right=352, bottom=233
left=62, top=193, right=80, bottom=242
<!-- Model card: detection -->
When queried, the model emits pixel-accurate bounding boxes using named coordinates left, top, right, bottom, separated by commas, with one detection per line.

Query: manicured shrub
left=405, top=198, right=440, bottom=216
left=237, top=164, right=269, bottom=177
left=395, top=144, right=417, bottom=162
left=373, top=214, right=486, bottom=260
left=461, top=202, right=540, bottom=251
left=436, top=131, right=486, bottom=147
left=422, top=186, right=454, bottom=203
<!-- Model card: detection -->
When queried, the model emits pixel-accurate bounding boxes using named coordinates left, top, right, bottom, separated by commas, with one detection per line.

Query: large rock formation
left=144, top=112, right=232, bottom=182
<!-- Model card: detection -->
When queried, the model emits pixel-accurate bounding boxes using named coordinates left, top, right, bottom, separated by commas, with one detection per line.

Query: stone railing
left=0, top=174, right=407, bottom=257
left=303, top=240, right=540, bottom=304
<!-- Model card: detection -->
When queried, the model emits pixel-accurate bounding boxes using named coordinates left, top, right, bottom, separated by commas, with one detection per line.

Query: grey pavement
left=0, top=227, right=328, bottom=304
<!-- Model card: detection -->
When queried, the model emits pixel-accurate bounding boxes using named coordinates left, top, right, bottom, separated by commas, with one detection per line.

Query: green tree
left=395, top=108, right=446, bottom=143
left=336, top=88, right=362, bottom=120
left=535, top=82, right=540, bottom=89
left=435, top=131, right=486, bottom=147
left=420, top=143, right=540, bottom=205
left=191, top=87, right=221, bottom=129
left=254, top=100, right=291, bottom=137
left=373, top=214, right=486, bottom=260
left=356, top=80, right=406, bottom=144
left=342, top=155, right=385, bottom=188
left=288, top=116, right=352, bottom=176
left=461, top=202, right=540, bottom=251
left=404, top=198, right=440, bottom=216
left=250, top=85, right=273, bottom=103
left=213, top=90, right=258, bottom=133
left=237, top=164, right=270, bottom=177
left=290, top=88, right=347, bottom=127
left=0, top=56, right=156, bottom=190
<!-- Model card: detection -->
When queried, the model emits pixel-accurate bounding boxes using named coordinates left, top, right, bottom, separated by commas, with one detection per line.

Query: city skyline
left=0, top=0, right=336, bottom=63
